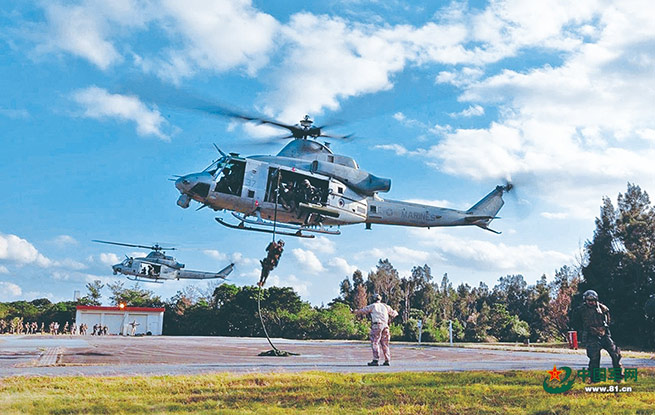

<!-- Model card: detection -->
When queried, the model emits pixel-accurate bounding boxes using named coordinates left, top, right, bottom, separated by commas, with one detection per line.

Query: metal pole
left=449, top=320, right=453, bottom=346
left=417, top=319, right=423, bottom=345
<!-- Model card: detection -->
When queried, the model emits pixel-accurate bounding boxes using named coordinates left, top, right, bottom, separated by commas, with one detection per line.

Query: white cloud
left=73, top=86, right=171, bottom=140
left=35, top=0, right=278, bottom=81
left=328, top=257, right=358, bottom=276
left=0, top=266, right=8, bottom=274
left=291, top=248, right=325, bottom=275
left=267, top=273, right=311, bottom=297
left=426, top=2, right=655, bottom=217
left=354, top=246, right=435, bottom=265
left=203, top=249, right=228, bottom=261
left=410, top=229, right=572, bottom=272
left=450, top=104, right=484, bottom=118
left=229, top=252, right=258, bottom=266
left=53, top=235, right=77, bottom=247
left=541, top=212, right=569, bottom=220
left=0, top=281, right=22, bottom=300
left=39, top=2, right=124, bottom=70
left=299, top=236, right=336, bottom=255
left=0, top=233, right=52, bottom=267
left=53, top=259, right=87, bottom=271
left=148, top=0, right=279, bottom=81
left=98, top=253, right=120, bottom=266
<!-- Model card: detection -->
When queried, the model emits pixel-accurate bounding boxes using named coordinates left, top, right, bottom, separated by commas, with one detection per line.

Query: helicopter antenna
left=213, top=143, right=227, bottom=157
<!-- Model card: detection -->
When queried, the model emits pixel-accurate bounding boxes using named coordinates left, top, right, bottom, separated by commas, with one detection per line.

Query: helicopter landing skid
left=231, top=212, right=341, bottom=236
left=126, top=276, right=164, bottom=284
left=215, top=217, right=316, bottom=239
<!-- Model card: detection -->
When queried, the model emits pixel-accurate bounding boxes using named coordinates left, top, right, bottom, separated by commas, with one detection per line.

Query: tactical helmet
left=583, top=290, right=599, bottom=301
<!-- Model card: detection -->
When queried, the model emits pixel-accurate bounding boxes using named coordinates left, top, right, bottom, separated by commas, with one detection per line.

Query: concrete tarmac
left=1, top=335, right=653, bottom=377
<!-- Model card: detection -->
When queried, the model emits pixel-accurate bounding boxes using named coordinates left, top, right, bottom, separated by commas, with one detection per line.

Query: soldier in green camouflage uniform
left=578, top=290, right=622, bottom=382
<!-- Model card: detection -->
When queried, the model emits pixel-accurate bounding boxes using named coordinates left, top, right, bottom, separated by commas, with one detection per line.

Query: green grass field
left=1, top=370, right=654, bottom=414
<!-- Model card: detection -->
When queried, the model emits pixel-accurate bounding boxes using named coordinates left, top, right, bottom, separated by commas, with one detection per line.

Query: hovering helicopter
left=174, top=113, right=512, bottom=239
left=93, top=240, right=234, bottom=283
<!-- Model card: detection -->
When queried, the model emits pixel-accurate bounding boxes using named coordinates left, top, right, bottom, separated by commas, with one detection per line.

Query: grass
left=0, top=370, right=654, bottom=414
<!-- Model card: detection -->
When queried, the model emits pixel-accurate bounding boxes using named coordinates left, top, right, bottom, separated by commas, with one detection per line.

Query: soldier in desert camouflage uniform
left=355, top=294, right=399, bottom=366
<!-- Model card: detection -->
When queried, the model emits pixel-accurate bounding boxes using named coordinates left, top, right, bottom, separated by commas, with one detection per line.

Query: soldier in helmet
left=258, top=240, right=285, bottom=287
left=577, top=289, right=622, bottom=382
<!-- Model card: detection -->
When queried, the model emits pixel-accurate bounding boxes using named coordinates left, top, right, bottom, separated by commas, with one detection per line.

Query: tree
left=367, top=259, right=402, bottom=310
left=551, top=265, right=580, bottom=338
left=79, top=280, right=104, bottom=306
left=107, top=281, right=163, bottom=307
left=582, top=183, right=655, bottom=346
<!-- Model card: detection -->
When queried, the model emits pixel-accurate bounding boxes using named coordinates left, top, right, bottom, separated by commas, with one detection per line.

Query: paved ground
left=1, top=335, right=653, bottom=377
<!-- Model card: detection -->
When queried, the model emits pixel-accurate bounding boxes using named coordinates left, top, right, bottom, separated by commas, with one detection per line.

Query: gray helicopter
left=93, top=240, right=234, bottom=283
left=174, top=114, right=512, bottom=239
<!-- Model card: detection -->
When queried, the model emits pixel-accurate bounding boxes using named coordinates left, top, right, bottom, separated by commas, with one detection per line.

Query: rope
left=256, top=169, right=297, bottom=357
left=257, top=285, right=280, bottom=353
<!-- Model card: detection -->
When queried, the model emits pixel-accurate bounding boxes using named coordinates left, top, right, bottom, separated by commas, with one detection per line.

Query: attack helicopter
left=93, top=240, right=234, bottom=283
left=174, top=113, right=512, bottom=239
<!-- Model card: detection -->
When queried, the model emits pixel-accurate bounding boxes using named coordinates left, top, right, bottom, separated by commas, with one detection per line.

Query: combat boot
left=367, top=360, right=379, bottom=366
left=382, top=361, right=390, bottom=366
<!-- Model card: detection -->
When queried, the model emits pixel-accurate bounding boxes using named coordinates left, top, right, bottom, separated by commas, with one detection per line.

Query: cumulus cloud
left=0, top=233, right=52, bottom=267
left=38, top=2, right=125, bottom=69
left=98, top=253, right=120, bottom=266
left=398, top=2, right=655, bottom=219
left=291, top=248, right=325, bottom=275
left=32, top=0, right=277, bottom=81
left=409, top=229, right=572, bottom=273
left=53, top=235, right=77, bottom=247
left=0, top=266, right=9, bottom=274
left=73, top=86, right=171, bottom=140
left=299, top=236, right=336, bottom=255
left=328, top=257, right=358, bottom=276
left=203, top=249, right=228, bottom=261
left=354, top=246, right=436, bottom=266
left=267, top=273, right=311, bottom=297
left=0, top=281, right=22, bottom=300
left=146, top=0, right=279, bottom=81
left=449, top=104, right=484, bottom=118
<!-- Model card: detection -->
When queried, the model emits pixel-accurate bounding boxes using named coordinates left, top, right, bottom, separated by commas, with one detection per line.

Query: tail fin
left=217, top=263, right=235, bottom=278
left=465, top=184, right=512, bottom=233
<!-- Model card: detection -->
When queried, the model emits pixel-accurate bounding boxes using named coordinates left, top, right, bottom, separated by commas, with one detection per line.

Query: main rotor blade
left=92, top=240, right=176, bottom=251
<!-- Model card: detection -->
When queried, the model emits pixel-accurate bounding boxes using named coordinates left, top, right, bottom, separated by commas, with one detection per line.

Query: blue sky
left=1, top=0, right=654, bottom=305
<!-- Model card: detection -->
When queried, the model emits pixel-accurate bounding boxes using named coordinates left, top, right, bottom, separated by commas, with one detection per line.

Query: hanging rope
left=257, top=169, right=297, bottom=357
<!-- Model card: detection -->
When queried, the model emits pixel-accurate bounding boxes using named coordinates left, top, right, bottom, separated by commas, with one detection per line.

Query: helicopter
left=173, top=113, right=513, bottom=239
left=93, top=240, right=235, bottom=283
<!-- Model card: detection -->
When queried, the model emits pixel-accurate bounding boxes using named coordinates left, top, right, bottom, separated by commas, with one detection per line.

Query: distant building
left=75, top=305, right=165, bottom=335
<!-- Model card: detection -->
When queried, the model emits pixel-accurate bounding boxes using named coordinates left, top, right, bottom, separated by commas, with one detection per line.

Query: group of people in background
left=0, top=319, right=108, bottom=336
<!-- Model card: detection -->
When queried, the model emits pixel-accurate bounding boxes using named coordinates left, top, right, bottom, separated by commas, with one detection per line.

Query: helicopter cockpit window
left=203, top=156, right=228, bottom=177
left=214, top=159, right=245, bottom=196
left=123, top=258, right=132, bottom=267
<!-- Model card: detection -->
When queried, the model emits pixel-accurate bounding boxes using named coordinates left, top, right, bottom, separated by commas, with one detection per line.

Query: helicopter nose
left=175, top=176, right=192, bottom=193
left=174, top=172, right=212, bottom=208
